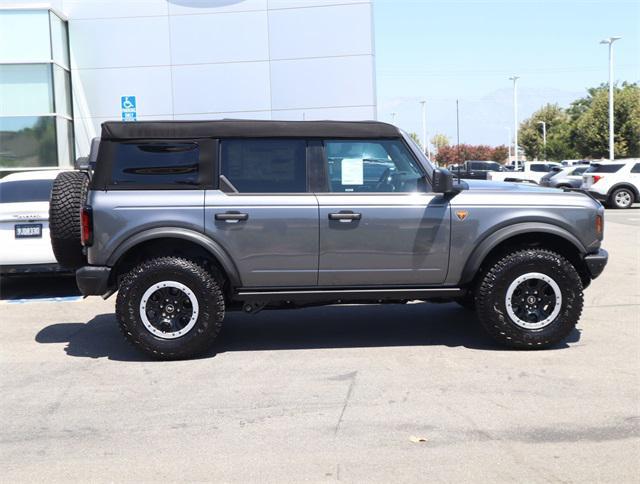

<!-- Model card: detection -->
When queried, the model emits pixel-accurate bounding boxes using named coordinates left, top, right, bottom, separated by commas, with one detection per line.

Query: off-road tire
left=49, top=171, right=89, bottom=269
left=116, top=257, right=225, bottom=360
left=609, top=187, right=635, bottom=209
left=475, top=249, right=583, bottom=349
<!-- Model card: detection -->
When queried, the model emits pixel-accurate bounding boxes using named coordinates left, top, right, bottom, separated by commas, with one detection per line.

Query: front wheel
left=475, top=249, right=583, bottom=349
left=116, top=257, right=225, bottom=360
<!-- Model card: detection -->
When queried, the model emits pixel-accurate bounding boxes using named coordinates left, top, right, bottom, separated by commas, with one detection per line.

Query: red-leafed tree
left=435, top=144, right=509, bottom=165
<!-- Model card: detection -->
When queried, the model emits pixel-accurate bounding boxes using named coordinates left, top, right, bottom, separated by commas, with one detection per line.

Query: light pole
left=537, top=121, right=547, bottom=160
left=509, top=76, right=520, bottom=169
left=390, top=112, right=397, bottom=125
left=420, top=100, right=430, bottom=159
left=600, top=36, right=622, bottom=160
left=505, top=127, right=512, bottom=162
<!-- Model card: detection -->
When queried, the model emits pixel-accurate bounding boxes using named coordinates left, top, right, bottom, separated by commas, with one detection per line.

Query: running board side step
left=234, top=287, right=464, bottom=304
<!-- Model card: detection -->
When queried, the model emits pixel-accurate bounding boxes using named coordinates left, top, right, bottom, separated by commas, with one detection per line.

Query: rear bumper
left=584, top=249, right=608, bottom=279
left=76, top=265, right=111, bottom=296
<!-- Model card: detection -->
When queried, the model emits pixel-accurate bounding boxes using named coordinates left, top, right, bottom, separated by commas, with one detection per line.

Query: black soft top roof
left=100, top=119, right=400, bottom=141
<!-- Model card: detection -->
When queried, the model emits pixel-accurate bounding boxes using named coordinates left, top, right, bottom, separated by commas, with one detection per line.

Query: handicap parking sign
left=121, top=96, right=137, bottom=122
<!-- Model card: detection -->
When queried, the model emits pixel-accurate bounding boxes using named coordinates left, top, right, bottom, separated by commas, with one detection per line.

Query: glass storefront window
left=56, top=117, right=73, bottom=166
left=0, top=116, right=58, bottom=168
left=0, top=64, right=54, bottom=116
left=0, top=10, right=51, bottom=63
left=50, top=12, right=70, bottom=69
left=0, top=9, right=74, bottom=171
left=53, top=65, right=72, bottom=116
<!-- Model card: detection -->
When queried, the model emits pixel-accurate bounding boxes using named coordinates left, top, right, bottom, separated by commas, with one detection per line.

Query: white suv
left=582, top=159, right=640, bottom=209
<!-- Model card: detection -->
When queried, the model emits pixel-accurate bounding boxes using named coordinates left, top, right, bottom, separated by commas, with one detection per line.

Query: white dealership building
left=0, top=0, right=376, bottom=171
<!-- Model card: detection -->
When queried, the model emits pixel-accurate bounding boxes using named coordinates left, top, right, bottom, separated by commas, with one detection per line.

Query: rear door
left=315, top=138, right=450, bottom=286
left=204, top=138, right=318, bottom=287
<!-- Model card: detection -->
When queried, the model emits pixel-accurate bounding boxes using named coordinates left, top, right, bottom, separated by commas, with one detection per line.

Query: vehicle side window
left=572, top=166, right=588, bottom=175
left=586, top=164, right=624, bottom=173
left=530, top=164, right=547, bottom=172
left=220, top=139, right=307, bottom=193
left=111, top=142, right=200, bottom=187
left=324, top=139, right=424, bottom=193
left=632, top=163, right=640, bottom=174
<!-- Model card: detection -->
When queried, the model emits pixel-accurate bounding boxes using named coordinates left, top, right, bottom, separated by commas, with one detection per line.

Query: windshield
left=0, top=179, right=54, bottom=203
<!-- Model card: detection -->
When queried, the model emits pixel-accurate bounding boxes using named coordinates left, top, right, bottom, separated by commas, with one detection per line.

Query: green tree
left=571, top=83, right=640, bottom=158
left=430, top=133, right=450, bottom=151
left=519, top=103, right=578, bottom=161
left=408, top=132, right=423, bottom=149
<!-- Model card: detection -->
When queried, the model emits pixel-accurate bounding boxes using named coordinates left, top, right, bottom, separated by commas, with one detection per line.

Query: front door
left=204, top=138, right=318, bottom=287
left=316, top=139, right=450, bottom=286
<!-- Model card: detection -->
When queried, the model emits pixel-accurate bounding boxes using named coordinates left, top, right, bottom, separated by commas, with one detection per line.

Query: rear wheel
left=475, top=249, right=583, bottom=349
left=49, top=171, right=89, bottom=269
left=610, top=187, right=634, bottom=209
left=116, top=257, right=225, bottom=360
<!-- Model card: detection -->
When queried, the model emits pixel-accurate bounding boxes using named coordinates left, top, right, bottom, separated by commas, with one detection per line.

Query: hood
left=463, top=179, right=561, bottom=194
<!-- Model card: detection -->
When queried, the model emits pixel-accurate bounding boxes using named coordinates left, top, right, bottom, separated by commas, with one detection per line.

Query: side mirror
left=432, top=167, right=456, bottom=194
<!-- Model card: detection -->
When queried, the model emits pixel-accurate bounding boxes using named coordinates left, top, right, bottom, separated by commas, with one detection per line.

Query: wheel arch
left=460, top=222, right=590, bottom=287
left=107, top=227, right=242, bottom=290
left=607, top=183, right=639, bottom=200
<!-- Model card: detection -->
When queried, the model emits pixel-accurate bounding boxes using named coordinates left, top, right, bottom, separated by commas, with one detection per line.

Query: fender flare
left=107, top=227, right=242, bottom=287
left=460, top=222, right=586, bottom=285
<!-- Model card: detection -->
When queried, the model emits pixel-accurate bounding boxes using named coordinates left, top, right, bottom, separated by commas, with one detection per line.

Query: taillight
left=592, top=175, right=603, bottom=184
left=81, top=206, right=93, bottom=246
left=595, top=214, right=603, bottom=237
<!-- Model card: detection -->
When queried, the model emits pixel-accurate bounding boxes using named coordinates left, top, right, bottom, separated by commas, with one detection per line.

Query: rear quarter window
left=111, top=142, right=201, bottom=187
left=585, top=164, right=624, bottom=174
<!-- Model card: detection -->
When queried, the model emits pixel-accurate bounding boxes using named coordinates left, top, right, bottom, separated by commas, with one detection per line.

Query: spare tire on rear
left=49, top=171, right=89, bottom=269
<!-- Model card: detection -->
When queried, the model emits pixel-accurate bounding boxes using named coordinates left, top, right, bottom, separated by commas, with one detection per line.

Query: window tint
left=112, top=142, right=200, bottom=186
left=221, top=139, right=307, bottom=193
left=0, top=178, right=53, bottom=203
left=585, top=164, right=624, bottom=174
left=324, top=139, right=423, bottom=193
left=631, top=163, right=640, bottom=174
left=572, top=166, right=588, bottom=175
left=530, top=164, right=548, bottom=172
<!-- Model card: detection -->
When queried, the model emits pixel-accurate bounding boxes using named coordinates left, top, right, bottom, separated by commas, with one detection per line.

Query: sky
left=374, top=0, right=640, bottom=147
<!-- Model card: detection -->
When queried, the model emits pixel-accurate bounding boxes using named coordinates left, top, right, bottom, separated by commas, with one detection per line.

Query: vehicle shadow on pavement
left=35, top=302, right=580, bottom=361
left=1, top=274, right=79, bottom=300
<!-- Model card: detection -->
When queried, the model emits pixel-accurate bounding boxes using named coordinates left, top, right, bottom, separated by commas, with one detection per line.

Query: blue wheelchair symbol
left=121, top=96, right=136, bottom=110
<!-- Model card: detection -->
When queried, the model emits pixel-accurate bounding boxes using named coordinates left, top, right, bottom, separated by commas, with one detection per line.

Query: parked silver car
left=539, top=165, right=590, bottom=188
left=48, top=120, right=608, bottom=359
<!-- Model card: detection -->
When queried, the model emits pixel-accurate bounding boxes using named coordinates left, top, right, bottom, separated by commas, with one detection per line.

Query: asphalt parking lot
left=1, top=208, right=638, bottom=482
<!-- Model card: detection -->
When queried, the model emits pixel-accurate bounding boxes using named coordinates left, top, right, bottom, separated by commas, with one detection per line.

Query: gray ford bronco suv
left=49, top=120, right=608, bottom=359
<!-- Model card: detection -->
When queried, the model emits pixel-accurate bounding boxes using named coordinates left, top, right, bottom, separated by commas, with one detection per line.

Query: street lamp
left=537, top=121, right=547, bottom=160
left=390, top=112, right=397, bottom=124
left=419, top=100, right=431, bottom=159
left=600, top=36, right=622, bottom=160
left=509, top=76, right=520, bottom=170
left=505, top=127, right=511, bottom=162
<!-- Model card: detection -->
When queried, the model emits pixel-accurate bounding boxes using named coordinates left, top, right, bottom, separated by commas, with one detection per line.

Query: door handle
left=215, top=212, right=249, bottom=222
left=328, top=212, right=361, bottom=222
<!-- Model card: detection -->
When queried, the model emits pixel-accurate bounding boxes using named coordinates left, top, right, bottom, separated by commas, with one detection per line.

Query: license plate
left=15, top=223, right=42, bottom=238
